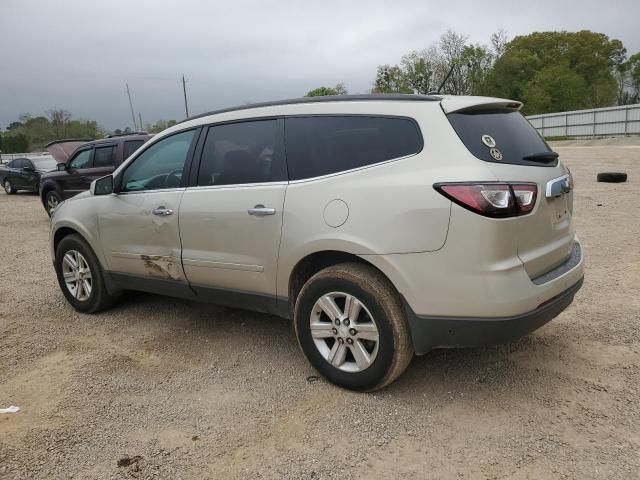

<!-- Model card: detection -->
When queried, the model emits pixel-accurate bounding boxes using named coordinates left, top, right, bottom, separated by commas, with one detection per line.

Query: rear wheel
left=4, top=179, right=16, bottom=194
left=55, top=234, right=115, bottom=313
left=294, top=263, right=413, bottom=391
left=45, top=190, right=62, bottom=216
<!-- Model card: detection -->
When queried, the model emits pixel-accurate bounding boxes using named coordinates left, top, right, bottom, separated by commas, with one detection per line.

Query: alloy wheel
left=309, top=292, right=380, bottom=373
left=47, top=193, right=59, bottom=214
left=62, top=250, right=93, bottom=301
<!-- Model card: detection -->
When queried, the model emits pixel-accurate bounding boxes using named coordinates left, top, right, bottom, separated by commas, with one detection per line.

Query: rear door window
left=197, top=119, right=286, bottom=186
left=93, top=146, right=116, bottom=167
left=447, top=110, right=556, bottom=166
left=123, top=140, right=145, bottom=159
left=285, top=116, right=422, bottom=180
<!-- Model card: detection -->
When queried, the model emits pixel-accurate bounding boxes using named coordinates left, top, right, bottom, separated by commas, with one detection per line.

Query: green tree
left=373, top=65, right=412, bottom=93
left=305, top=83, right=348, bottom=97
left=481, top=30, right=625, bottom=114
left=1, top=133, right=29, bottom=153
left=145, top=119, right=178, bottom=134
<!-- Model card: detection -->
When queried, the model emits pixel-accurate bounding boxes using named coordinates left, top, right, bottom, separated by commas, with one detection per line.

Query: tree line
left=0, top=111, right=178, bottom=154
left=307, top=30, right=640, bottom=115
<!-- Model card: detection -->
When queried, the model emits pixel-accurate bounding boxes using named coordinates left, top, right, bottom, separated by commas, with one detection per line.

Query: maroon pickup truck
left=39, top=133, right=152, bottom=215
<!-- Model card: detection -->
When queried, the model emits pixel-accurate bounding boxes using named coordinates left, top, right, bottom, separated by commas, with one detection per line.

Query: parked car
left=39, top=133, right=152, bottom=215
left=0, top=155, right=58, bottom=194
left=49, top=94, right=584, bottom=391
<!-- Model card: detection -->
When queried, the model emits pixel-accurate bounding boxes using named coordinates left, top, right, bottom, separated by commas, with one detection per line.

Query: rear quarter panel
left=277, top=102, right=498, bottom=298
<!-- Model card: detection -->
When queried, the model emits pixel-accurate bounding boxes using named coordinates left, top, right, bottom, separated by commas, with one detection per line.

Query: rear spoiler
left=440, top=96, right=523, bottom=114
left=45, top=138, right=93, bottom=163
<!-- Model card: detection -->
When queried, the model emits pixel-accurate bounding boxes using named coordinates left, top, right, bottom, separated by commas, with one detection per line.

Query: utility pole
left=139, top=113, right=143, bottom=133
left=126, top=83, right=138, bottom=130
left=182, top=75, right=189, bottom=118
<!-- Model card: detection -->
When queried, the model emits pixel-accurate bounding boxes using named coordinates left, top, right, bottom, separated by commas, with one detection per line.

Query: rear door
left=178, top=119, right=287, bottom=308
left=445, top=107, right=574, bottom=278
left=89, top=144, right=118, bottom=183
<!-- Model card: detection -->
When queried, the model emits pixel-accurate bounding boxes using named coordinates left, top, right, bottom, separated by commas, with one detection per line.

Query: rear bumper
left=404, top=277, right=583, bottom=355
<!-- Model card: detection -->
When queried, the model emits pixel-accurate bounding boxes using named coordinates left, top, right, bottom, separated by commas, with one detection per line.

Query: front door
left=63, top=148, right=94, bottom=198
left=179, top=119, right=288, bottom=310
left=97, top=129, right=199, bottom=295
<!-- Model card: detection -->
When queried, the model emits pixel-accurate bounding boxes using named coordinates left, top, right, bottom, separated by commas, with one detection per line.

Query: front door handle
left=248, top=204, right=276, bottom=216
left=152, top=206, right=174, bottom=216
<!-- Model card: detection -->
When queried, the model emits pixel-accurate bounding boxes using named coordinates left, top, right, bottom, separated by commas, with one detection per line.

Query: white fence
left=527, top=104, right=640, bottom=138
left=0, top=152, right=49, bottom=164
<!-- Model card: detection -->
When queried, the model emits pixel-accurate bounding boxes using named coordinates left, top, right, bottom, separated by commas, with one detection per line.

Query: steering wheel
left=166, top=169, right=183, bottom=188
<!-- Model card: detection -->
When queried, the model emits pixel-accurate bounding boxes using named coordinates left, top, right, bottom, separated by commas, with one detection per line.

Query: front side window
left=121, top=130, right=196, bottom=192
left=285, top=116, right=422, bottom=180
left=68, top=149, right=92, bottom=169
left=93, top=146, right=116, bottom=167
left=197, top=119, right=285, bottom=186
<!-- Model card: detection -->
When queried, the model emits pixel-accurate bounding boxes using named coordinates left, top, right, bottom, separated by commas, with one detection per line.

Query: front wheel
left=44, top=190, right=62, bottom=216
left=4, top=179, right=16, bottom=194
left=294, top=263, right=414, bottom=391
left=54, top=234, right=115, bottom=313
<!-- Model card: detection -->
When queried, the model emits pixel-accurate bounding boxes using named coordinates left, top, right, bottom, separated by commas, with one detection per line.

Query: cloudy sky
left=1, top=0, right=639, bottom=130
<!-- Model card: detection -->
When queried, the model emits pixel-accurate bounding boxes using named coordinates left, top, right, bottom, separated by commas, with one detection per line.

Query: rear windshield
left=447, top=110, right=556, bottom=167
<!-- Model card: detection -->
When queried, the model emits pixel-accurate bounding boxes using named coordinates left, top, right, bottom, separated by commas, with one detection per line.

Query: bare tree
left=46, top=109, right=72, bottom=139
left=490, top=29, right=509, bottom=59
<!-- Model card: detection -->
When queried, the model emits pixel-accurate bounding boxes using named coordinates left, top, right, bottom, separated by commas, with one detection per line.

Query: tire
left=294, top=262, right=413, bottom=391
left=4, top=179, right=16, bottom=194
left=597, top=172, right=627, bottom=183
left=44, top=190, right=63, bottom=216
left=54, top=234, right=115, bottom=313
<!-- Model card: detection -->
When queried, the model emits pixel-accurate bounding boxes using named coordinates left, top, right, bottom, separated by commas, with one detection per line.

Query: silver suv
left=50, top=94, right=584, bottom=390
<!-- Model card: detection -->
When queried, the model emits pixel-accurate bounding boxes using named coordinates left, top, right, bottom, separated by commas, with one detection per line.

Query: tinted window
left=93, top=146, right=116, bottom=167
left=68, top=149, right=92, bottom=169
left=8, top=160, right=19, bottom=168
left=197, top=120, right=285, bottom=186
left=122, top=130, right=196, bottom=192
left=123, top=140, right=145, bottom=159
left=447, top=110, right=554, bottom=166
left=285, top=116, right=422, bottom=180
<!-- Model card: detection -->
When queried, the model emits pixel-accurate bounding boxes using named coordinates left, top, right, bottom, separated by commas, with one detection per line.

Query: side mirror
left=56, top=163, right=67, bottom=171
left=91, top=175, right=114, bottom=196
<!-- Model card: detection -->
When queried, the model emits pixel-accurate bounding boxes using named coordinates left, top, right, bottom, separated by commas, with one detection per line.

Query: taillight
left=434, top=182, right=537, bottom=218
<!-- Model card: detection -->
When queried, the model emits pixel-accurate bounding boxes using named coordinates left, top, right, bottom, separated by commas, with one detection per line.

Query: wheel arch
left=286, top=250, right=399, bottom=318
left=51, top=221, right=108, bottom=270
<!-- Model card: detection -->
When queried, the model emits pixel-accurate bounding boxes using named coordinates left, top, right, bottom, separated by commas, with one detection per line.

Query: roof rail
left=179, top=93, right=441, bottom=124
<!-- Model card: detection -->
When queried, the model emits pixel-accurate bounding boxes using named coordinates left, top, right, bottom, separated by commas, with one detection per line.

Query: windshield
left=447, top=110, right=556, bottom=167
left=31, top=157, right=58, bottom=170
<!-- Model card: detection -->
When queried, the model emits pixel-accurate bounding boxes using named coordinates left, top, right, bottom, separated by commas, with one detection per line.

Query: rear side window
left=447, top=110, right=555, bottom=166
left=93, top=146, right=116, bottom=167
left=197, top=119, right=286, bottom=186
left=123, top=140, right=144, bottom=159
left=285, top=116, right=422, bottom=180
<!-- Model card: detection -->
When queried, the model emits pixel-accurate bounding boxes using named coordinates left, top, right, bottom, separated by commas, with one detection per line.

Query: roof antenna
left=428, top=61, right=472, bottom=95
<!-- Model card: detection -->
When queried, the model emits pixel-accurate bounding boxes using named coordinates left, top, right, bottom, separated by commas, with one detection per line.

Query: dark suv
left=40, top=133, right=152, bottom=215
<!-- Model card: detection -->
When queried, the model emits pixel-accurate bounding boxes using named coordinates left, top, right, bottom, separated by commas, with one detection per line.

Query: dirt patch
left=0, top=146, right=639, bottom=479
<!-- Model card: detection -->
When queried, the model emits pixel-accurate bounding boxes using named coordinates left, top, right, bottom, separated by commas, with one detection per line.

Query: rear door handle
left=248, top=204, right=276, bottom=216
left=152, top=206, right=174, bottom=216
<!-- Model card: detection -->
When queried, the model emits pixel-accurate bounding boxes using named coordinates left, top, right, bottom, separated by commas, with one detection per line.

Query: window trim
left=283, top=114, right=424, bottom=183
left=189, top=116, right=287, bottom=188
left=115, top=127, right=201, bottom=194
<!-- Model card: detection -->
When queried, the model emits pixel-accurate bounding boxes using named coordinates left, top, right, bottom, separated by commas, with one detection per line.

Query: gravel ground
left=1, top=145, right=639, bottom=479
